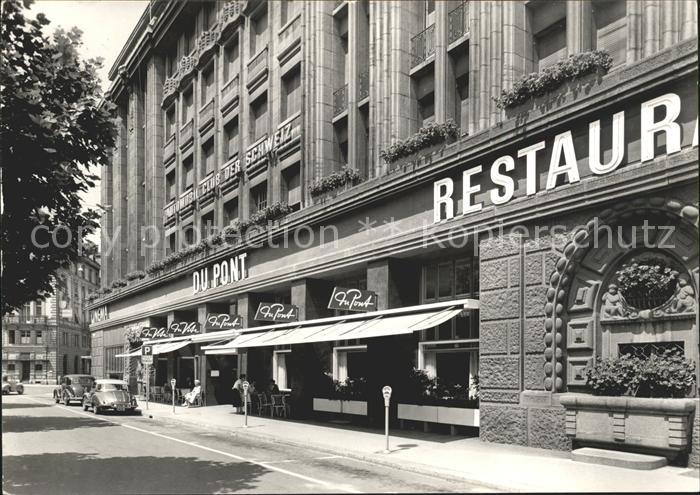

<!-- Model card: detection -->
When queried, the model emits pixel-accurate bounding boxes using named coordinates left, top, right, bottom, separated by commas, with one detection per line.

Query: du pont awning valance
left=115, top=340, right=192, bottom=358
left=201, top=299, right=477, bottom=355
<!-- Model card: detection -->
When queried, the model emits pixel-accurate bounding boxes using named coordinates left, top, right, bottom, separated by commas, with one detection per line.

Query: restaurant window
left=250, top=181, right=267, bottom=213
left=273, top=349, right=291, bottom=391
left=250, top=7, right=268, bottom=56
left=166, top=171, right=176, bottom=202
left=105, top=346, right=124, bottom=376
left=250, top=94, right=268, bottom=142
left=281, top=66, right=301, bottom=121
left=281, top=163, right=301, bottom=211
left=20, top=330, right=30, bottom=344
left=420, top=344, right=479, bottom=399
left=200, top=211, right=215, bottom=239
left=530, top=0, right=567, bottom=71
left=36, top=331, right=43, bottom=345
left=223, top=37, right=239, bottom=82
left=224, top=118, right=239, bottom=160
left=182, top=87, right=194, bottom=123
left=224, top=197, right=239, bottom=225
left=201, top=138, right=215, bottom=176
left=8, top=330, right=15, bottom=345
left=593, top=0, right=626, bottom=67
left=201, top=64, right=215, bottom=105
left=333, top=345, right=368, bottom=383
left=182, top=156, right=194, bottom=190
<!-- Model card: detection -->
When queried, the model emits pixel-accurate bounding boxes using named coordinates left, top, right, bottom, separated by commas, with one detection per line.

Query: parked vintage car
left=82, top=379, right=139, bottom=414
left=2, top=375, right=24, bottom=395
left=53, top=374, right=95, bottom=405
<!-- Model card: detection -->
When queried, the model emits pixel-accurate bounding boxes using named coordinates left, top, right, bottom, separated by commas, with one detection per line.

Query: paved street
left=2, top=387, right=490, bottom=494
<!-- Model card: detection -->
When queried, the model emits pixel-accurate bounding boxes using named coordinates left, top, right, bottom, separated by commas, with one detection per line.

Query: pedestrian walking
left=232, top=374, right=246, bottom=413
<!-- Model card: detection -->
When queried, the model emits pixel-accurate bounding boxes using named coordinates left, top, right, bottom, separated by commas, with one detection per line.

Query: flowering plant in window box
left=309, top=166, right=363, bottom=198
left=379, top=120, right=459, bottom=165
left=615, top=257, right=679, bottom=310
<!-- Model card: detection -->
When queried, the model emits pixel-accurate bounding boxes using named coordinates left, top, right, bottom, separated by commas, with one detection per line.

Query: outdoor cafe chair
left=256, top=393, right=272, bottom=416
left=150, top=386, right=164, bottom=403
left=271, top=394, right=287, bottom=418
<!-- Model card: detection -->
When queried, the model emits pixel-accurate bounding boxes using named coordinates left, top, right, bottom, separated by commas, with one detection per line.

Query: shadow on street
left=2, top=452, right=270, bottom=495
left=1, top=402, right=53, bottom=410
left=2, top=415, right=115, bottom=434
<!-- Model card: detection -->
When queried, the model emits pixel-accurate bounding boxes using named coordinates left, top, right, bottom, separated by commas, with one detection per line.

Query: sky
left=29, top=1, right=149, bottom=246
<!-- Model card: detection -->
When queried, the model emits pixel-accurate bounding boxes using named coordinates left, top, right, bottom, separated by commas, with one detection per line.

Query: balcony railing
left=358, top=70, right=369, bottom=100
left=448, top=1, right=469, bottom=44
left=3, top=316, right=49, bottom=324
left=411, top=24, right=435, bottom=67
left=198, top=99, right=214, bottom=131
left=163, top=134, right=176, bottom=161
left=333, top=84, right=348, bottom=117
left=279, top=13, right=301, bottom=53
left=162, top=73, right=179, bottom=106
left=164, top=199, right=177, bottom=220
left=197, top=27, right=219, bottom=63
left=247, top=46, right=268, bottom=80
left=220, top=1, right=243, bottom=30
left=222, top=74, right=240, bottom=104
left=179, top=119, right=193, bottom=149
left=178, top=55, right=196, bottom=80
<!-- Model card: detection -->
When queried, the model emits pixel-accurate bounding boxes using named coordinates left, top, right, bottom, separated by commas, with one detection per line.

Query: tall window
left=166, top=47, right=178, bottom=77
left=182, top=156, right=194, bottom=190
left=200, top=211, right=215, bottom=239
left=424, top=0, right=435, bottom=27
left=166, top=171, right=176, bottom=201
left=250, top=182, right=267, bottom=213
left=35, top=300, right=43, bottom=317
left=334, top=121, right=348, bottom=165
left=201, top=139, right=215, bottom=176
left=281, top=66, right=301, bottom=120
left=281, top=164, right=301, bottom=210
left=224, top=38, right=239, bottom=82
left=8, top=330, right=15, bottom=344
left=414, top=70, right=435, bottom=127
left=36, top=331, right=43, bottom=344
left=250, top=94, right=268, bottom=141
left=530, top=1, right=567, bottom=71
left=593, top=0, right=626, bottom=67
left=183, top=24, right=196, bottom=55
left=165, top=106, right=176, bottom=138
left=224, top=119, right=239, bottom=160
left=182, top=87, right=194, bottom=123
left=20, top=330, right=30, bottom=344
left=167, top=233, right=177, bottom=255
left=250, top=8, right=268, bottom=55
left=201, top=65, right=215, bottom=105
left=273, top=350, right=291, bottom=390
left=21, top=302, right=31, bottom=321
left=224, top=197, right=239, bottom=225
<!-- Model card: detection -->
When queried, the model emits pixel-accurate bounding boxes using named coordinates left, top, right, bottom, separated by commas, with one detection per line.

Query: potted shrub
left=560, top=350, right=696, bottom=459
left=312, top=377, right=368, bottom=416
left=397, top=368, right=480, bottom=429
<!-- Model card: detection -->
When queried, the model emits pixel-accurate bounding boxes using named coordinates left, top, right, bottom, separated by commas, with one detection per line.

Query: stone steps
left=571, top=447, right=668, bottom=470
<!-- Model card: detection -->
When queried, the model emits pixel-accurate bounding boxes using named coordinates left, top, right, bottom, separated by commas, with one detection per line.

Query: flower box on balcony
left=312, top=398, right=368, bottom=416
left=560, top=394, right=696, bottom=459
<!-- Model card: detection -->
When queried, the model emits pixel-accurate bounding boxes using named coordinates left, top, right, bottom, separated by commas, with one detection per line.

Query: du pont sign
left=254, top=303, right=299, bottom=323
left=204, top=313, right=243, bottom=331
left=140, top=321, right=201, bottom=340
left=328, top=287, right=378, bottom=312
left=193, top=253, right=248, bottom=294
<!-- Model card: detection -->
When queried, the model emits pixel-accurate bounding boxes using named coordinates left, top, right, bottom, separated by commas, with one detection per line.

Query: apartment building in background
left=89, top=0, right=698, bottom=463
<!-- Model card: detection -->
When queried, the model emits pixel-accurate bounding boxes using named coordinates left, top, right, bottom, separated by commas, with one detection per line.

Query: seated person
left=183, top=380, right=202, bottom=407
left=267, top=379, right=280, bottom=397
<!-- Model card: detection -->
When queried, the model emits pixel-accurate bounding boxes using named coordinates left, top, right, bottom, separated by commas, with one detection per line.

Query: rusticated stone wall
left=689, top=399, right=699, bottom=468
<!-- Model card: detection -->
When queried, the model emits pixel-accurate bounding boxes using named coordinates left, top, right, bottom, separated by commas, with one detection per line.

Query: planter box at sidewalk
left=398, top=403, right=480, bottom=427
left=312, top=398, right=367, bottom=416
left=560, top=394, right=696, bottom=458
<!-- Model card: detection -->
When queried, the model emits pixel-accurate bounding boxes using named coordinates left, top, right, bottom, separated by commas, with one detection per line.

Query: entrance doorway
left=206, top=354, right=238, bottom=405
left=20, top=361, right=30, bottom=382
left=177, top=356, right=195, bottom=389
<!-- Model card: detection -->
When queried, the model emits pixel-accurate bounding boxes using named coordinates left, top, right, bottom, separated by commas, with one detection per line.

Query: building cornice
left=87, top=37, right=699, bottom=315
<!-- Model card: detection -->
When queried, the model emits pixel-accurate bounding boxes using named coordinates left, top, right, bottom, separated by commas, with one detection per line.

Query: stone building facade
left=2, top=257, right=100, bottom=384
left=90, top=0, right=698, bottom=460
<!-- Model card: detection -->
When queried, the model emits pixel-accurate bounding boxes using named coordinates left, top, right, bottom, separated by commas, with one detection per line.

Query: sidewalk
left=136, top=399, right=699, bottom=493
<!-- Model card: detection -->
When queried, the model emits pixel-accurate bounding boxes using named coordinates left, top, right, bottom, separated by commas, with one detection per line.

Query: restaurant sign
left=328, top=287, right=378, bottom=312
left=90, top=305, right=109, bottom=324
left=254, top=303, right=299, bottom=323
left=193, top=252, right=248, bottom=294
left=140, top=321, right=201, bottom=340
left=204, top=313, right=243, bottom=331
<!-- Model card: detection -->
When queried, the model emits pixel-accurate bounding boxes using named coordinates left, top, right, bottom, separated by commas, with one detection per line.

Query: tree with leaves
left=0, top=0, right=116, bottom=315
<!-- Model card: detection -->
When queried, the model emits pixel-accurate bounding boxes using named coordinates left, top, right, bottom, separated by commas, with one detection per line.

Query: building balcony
left=411, top=24, right=435, bottom=67
left=333, top=84, right=348, bottom=117
left=219, top=0, right=243, bottom=40
left=198, top=99, right=215, bottom=133
left=163, top=199, right=177, bottom=223
left=178, top=55, right=197, bottom=86
left=3, top=316, right=49, bottom=325
left=221, top=74, right=240, bottom=114
left=196, top=27, right=219, bottom=67
left=448, top=1, right=469, bottom=45
left=162, top=73, right=179, bottom=108
left=278, top=13, right=301, bottom=61
left=247, top=46, right=268, bottom=87
left=163, top=134, right=176, bottom=163
left=179, top=119, right=194, bottom=150
left=358, top=70, right=369, bottom=101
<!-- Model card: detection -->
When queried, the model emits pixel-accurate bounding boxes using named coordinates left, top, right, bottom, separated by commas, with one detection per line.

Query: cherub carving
left=670, top=277, right=696, bottom=314
left=602, top=283, right=626, bottom=318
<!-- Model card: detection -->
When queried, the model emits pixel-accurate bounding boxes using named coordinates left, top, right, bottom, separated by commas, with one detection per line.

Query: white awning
left=203, top=307, right=465, bottom=354
left=152, top=340, right=191, bottom=355
left=115, top=348, right=141, bottom=358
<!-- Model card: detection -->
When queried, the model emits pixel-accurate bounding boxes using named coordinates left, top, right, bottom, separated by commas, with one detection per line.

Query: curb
left=140, top=405, right=530, bottom=493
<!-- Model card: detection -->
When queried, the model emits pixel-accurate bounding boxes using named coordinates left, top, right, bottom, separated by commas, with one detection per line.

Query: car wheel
left=16, top=385, right=23, bottom=395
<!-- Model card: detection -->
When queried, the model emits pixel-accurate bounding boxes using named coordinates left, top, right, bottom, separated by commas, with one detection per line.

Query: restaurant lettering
left=254, top=303, right=299, bottom=323
left=433, top=92, right=699, bottom=222
left=193, top=252, right=248, bottom=294
left=90, top=305, right=109, bottom=324
left=204, top=313, right=243, bottom=331
left=140, top=321, right=201, bottom=340
left=328, top=287, right=378, bottom=312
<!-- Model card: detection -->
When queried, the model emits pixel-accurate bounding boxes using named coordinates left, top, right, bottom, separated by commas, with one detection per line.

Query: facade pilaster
left=566, top=1, right=593, bottom=55
left=145, top=55, right=165, bottom=265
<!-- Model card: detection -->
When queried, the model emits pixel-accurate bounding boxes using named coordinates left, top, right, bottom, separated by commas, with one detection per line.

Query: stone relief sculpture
left=669, top=277, right=696, bottom=314
left=601, top=283, right=627, bottom=318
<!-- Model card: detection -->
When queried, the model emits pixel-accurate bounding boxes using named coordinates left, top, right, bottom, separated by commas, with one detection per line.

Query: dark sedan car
left=82, top=379, right=139, bottom=414
left=53, top=374, right=95, bottom=405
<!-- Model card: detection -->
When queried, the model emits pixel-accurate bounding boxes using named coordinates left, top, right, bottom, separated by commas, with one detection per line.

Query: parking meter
left=170, top=378, right=176, bottom=413
left=242, top=381, right=250, bottom=427
left=382, top=386, right=392, bottom=453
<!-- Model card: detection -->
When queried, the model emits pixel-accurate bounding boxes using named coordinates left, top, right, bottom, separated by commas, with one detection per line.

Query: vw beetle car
left=2, top=375, right=24, bottom=395
left=53, top=374, right=95, bottom=405
left=83, top=379, right=139, bottom=414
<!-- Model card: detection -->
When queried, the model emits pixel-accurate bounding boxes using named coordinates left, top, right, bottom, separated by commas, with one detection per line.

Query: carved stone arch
left=543, top=197, right=700, bottom=392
